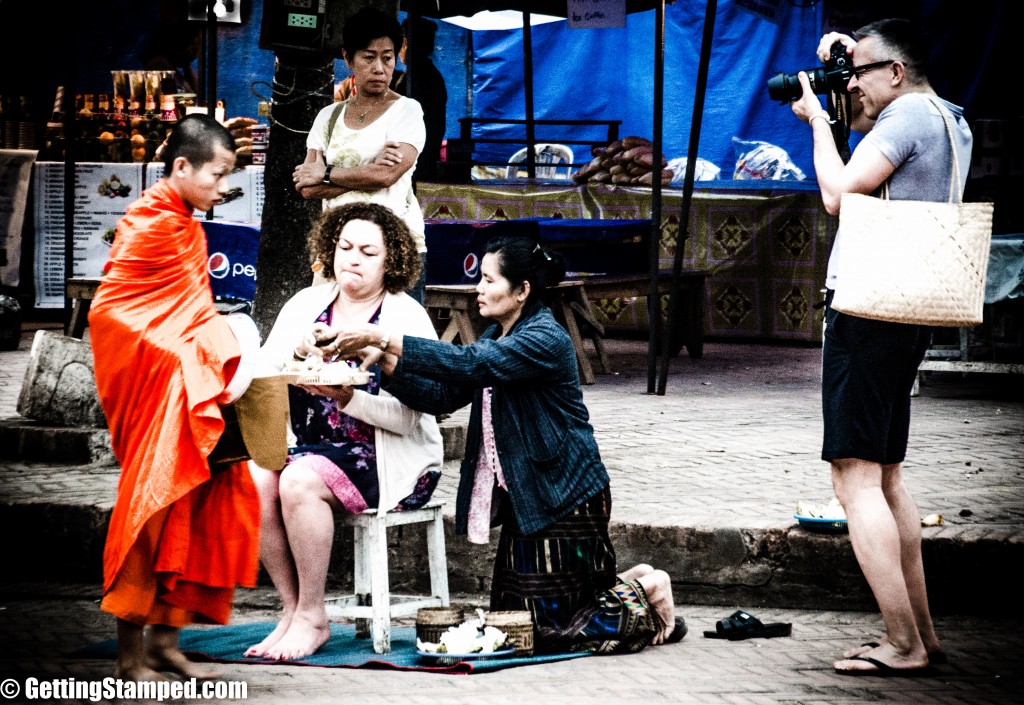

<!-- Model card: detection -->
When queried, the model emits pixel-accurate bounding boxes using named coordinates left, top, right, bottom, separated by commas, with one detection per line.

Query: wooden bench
left=65, top=276, right=103, bottom=339
left=580, top=270, right=708, bottom=360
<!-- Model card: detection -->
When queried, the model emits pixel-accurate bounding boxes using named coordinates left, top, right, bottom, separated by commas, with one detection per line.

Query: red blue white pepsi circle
left=463, top=253, right=479, bottom=278
left=208, top=252, right=230, bottom=279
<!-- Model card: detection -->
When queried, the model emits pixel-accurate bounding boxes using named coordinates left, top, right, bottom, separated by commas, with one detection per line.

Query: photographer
left=789, top=19, right=972, bottom=675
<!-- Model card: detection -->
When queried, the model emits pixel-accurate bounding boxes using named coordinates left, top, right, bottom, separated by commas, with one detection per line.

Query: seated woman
left=246, top=202, right=443, bottom=661
left=322, top=234, right=686, bottom=654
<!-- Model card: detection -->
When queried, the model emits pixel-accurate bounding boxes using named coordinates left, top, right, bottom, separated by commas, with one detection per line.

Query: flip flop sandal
left=702, top=610, right=792, bottom=640
left=834, top=656, right=937, bottom=677
left=848, top=640, right=948, bottom=665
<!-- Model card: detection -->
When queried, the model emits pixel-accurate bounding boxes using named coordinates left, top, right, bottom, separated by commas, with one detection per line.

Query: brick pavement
left=2, top=327, right=1023, bottom=703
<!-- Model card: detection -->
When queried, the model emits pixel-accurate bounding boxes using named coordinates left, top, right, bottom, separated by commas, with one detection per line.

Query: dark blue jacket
left=385, top=303, right=610, bottom=535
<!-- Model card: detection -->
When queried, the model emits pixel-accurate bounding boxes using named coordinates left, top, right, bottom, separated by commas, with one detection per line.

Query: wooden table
left=65, top=277, right=102, bottom=339
left=425, top=280, right=602, bottom=384
left=425, top=269, right=708, bottom=384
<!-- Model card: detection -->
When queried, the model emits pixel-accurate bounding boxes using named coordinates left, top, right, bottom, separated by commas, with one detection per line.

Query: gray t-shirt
left=826, top=92, right=974, bottom=289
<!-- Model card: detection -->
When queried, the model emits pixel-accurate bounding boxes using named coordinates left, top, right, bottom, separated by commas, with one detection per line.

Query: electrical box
left=259, top=0, right=331, bottom=55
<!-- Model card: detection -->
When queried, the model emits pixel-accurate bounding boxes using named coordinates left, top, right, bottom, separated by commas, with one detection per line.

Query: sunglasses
left=851, top=60, right=896, bottom=78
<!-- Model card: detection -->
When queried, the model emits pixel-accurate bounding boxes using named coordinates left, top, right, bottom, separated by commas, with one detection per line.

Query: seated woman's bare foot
left=264, top=615, right=331, bottom=661
left=244, top=616, right=293, bottom=658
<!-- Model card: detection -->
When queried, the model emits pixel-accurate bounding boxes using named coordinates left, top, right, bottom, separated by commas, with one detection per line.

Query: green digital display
left=286, top=13, right=318, bottom=29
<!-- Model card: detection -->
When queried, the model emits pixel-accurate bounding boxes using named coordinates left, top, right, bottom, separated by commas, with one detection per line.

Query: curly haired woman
left=245, top=202, right=442, bottom=660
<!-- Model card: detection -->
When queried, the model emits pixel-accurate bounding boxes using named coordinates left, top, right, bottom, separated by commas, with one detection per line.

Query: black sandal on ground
left=702, top=610, right=791, bottom=640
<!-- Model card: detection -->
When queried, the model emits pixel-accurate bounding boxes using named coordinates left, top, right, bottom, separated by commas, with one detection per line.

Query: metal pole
left=646, top=1, right=666, bottom=393
left=657, top=0, right=717, bottom=395
left=522, top=7, right=536, bottom=179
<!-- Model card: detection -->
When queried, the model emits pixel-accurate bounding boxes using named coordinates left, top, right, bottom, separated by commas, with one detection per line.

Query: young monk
left=89, top=113, right=261, bottom=681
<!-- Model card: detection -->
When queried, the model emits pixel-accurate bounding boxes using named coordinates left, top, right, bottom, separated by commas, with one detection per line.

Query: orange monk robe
left=89, top=178, right=260, bottom=626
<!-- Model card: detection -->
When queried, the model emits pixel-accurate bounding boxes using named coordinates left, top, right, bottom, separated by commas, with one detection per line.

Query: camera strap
left=827, top=91, right=852, bottom=163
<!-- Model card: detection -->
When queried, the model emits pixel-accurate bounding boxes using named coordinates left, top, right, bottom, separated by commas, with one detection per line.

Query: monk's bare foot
left=147, top=646, right=223, bottom=680
left=264, top=613, right=331, bottom=661
left=115, top=661, right=169, bottom=683
left=244, top=616, right=293, bottom=658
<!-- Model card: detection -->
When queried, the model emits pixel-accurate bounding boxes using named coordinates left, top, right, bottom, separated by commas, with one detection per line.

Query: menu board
left=34, top=163, right=265, bottom=307
left=144, top=164, right=265, bottom=222
left=33, top=162, right=145, bottom=307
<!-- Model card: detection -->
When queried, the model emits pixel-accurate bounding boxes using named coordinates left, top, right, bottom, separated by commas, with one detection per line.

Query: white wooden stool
left=324, top=500, right=450, bottom=654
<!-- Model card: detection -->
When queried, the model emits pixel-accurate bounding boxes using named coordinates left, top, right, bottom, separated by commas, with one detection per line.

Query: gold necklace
left=353, top=93, right=388, bottom=123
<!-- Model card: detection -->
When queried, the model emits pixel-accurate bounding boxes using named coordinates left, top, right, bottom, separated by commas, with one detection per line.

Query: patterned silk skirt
left=489, top=486, right=659, bottom=654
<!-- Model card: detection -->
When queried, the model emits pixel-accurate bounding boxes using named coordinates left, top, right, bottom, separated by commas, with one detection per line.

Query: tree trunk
left=252, top=59, right=331, bottom=339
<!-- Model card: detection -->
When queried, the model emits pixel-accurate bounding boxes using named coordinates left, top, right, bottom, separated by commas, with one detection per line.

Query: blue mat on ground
left=75, top=621, right=591, bottom=674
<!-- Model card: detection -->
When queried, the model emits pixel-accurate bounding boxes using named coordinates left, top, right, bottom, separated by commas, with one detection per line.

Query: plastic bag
left=732, top=137, right=805, bottom=180
left=666, top=156, right=721, bottom=183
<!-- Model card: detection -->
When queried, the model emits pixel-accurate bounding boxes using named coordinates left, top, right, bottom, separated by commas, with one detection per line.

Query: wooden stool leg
left=368, top=516, right=391, bottom=654
left=557, top=296, right=595, bottom=385
left=426, top=509, right=450, bottom=606
left=352, top=524, right=371, bottom=638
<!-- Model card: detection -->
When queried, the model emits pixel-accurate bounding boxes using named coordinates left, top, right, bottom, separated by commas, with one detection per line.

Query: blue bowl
left=793, top=513, right=848, bottom=533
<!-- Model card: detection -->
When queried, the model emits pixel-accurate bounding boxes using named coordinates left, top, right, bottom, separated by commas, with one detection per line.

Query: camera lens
left=767, top=67, right=829, bottom=102
left=767, top=72, right=800, bottom=102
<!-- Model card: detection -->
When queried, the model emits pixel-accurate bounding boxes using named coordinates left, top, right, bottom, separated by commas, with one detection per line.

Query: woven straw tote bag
left=830, top=97, right=993, bottom=327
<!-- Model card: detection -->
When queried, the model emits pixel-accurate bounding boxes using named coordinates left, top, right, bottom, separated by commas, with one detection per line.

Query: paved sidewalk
left=2, top=325, right=1023, bottom=703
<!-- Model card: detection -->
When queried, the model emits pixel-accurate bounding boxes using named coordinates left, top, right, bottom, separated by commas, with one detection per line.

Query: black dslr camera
left=767, top=42, right=854, bottom=102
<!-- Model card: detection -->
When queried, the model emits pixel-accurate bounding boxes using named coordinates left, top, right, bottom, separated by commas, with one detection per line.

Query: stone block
left=440, top=420, right=466, bottom=461
left=16, top=331, right=105, bottom=428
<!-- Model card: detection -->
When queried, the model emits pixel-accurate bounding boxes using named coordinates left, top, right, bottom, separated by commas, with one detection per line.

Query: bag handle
left=881, top=95, right=960, bottom=204
left=322, top=102, right=346, bottom=165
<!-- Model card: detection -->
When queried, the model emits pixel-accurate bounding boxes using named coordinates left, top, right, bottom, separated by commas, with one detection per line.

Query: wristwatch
left=322, top=165, right=333, bottom=185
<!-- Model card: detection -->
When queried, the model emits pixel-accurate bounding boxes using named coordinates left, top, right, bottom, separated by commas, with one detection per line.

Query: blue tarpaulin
left=460, top=1, right=823, bottom=180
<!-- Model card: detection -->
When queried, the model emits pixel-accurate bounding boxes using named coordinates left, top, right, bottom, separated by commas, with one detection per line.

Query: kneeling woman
left=247, top=203, right=443, bottom=660
left=325, top=234, right=685, bottom=654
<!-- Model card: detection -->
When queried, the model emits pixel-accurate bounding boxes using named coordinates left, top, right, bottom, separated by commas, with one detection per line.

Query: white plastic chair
left=506, top=143, right=574, bottom=180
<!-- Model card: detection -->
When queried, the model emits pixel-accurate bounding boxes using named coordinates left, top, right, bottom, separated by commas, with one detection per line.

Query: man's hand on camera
left=790, top=72, right=827, bottom=124
left=816, top=32, right=856, bottom=62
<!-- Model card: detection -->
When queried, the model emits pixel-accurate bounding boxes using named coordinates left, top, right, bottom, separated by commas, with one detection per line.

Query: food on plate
left=795, top=497, right=847, bottom=520
left=416, top=620, right=511, bottom=655
left=281, top=357, right=371, bottom=386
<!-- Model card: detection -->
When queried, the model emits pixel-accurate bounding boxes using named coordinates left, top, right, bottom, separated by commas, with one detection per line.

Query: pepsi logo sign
left=463, top=253, right=479, bottom=278
left=208, top=252, right=230, bottom=279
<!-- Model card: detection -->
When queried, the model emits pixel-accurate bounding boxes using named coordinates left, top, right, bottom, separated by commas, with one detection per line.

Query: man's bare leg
left=830, top=458, right=928, bottom=672
left=114, top=619, right=167, bottom=682
left=842, top=463, right=941, bottom=663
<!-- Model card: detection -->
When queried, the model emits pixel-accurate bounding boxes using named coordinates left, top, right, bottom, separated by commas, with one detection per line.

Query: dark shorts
left=821, top=290, right=932, bottom=465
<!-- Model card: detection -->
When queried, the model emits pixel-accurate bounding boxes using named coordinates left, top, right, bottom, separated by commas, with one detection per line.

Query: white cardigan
left=260, top=283, right=443, bottom=510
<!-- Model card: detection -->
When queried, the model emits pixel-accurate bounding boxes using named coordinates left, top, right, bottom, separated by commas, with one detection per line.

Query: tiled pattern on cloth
left=417, top=182, right=834, bottom=342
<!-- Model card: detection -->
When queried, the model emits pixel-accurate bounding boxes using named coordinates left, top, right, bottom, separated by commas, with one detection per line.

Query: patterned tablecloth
left=417, top=181, right=836, bottom=343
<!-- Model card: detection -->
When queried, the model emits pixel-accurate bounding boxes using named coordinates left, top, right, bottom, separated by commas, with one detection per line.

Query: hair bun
left=538, top=247, right=566, bottom=285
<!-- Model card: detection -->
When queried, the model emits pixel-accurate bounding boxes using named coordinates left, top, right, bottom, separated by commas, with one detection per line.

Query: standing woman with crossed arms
left=293, top=6, right=428, bottom=303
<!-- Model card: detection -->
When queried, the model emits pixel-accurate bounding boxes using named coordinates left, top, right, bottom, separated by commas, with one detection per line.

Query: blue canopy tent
left=405, top=0, right=822, bottom=392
